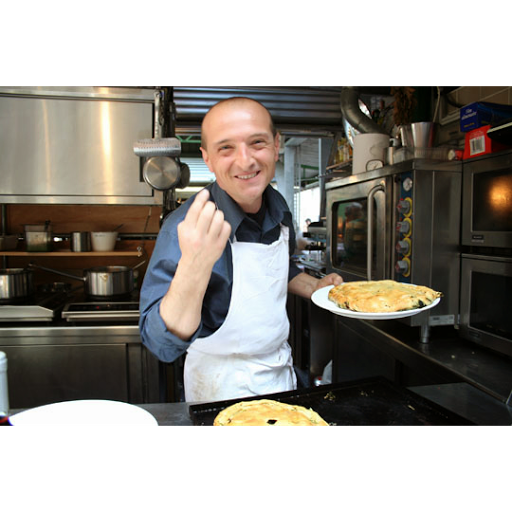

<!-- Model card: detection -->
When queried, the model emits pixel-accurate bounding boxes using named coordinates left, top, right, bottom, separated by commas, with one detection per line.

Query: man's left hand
left=313, top=272, right=343, bottom=293
left=288, top=271, right=343, bottom=299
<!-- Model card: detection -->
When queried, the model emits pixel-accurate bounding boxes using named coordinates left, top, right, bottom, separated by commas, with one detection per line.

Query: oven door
left=459, top=254, right=512, bottom=358
left=326, top=176, right=392, bottom=281
left=462, top=151, right=512, bottom=248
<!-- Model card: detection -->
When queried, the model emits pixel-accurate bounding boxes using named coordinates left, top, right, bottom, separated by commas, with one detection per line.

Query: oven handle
left=367, top=183, right=385, bottom=281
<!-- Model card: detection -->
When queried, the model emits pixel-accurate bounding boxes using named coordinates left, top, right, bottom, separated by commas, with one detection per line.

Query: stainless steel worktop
left=338, top=318, right=512, bottom=404
left=0, top=324, right=140, bottom=344
left=137, top=381, right=512, bottom=426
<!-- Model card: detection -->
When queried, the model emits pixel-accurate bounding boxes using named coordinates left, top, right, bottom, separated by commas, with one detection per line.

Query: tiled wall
left=445, top=86, right=512, bottom=115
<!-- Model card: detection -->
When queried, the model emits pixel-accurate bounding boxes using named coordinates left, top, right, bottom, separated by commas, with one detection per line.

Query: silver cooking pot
left=0, top=268, right=34, bottom=302
left=28, top=264, right=136, bottom=298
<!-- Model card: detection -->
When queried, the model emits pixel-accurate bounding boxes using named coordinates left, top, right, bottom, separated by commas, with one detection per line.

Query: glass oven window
left=473, top=169, right=512, bottom=232
left=470, top=271, right=512, bottom=341
left=332, top=198, right=377, bottom=274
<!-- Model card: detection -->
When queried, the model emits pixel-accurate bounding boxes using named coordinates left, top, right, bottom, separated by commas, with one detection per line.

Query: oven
left=459, top=150, right=512, bottom=358
left=459, top=254, right=512, bottom=358
left=462, top=149, right=512, bottom=249
left=325, top=159, right=462, bottom=327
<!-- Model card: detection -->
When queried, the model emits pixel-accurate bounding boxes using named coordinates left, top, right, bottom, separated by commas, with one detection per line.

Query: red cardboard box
left=463, top=125, right=509, bottom=159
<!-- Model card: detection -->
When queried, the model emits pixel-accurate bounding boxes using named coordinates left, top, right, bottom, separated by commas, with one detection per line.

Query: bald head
left=201, top=97, right=277, bottom=150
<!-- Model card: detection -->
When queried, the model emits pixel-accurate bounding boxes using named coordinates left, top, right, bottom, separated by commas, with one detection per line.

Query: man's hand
left=313, top=272, right=343, bottom=293
left=177, top=188, right=231, bottom=273
left=160, top=189, right=231, bottom=340
left=288, top=272, right=343, bottom=300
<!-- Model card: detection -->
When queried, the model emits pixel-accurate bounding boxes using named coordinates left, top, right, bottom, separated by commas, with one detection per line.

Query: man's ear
left=274, top=132, right=281, bottom=162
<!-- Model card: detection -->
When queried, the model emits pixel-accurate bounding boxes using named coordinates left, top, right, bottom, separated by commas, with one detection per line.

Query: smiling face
left=200, top=98, right=280, bottom=213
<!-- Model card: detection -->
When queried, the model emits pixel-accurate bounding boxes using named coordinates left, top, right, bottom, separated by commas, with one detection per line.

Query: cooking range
left=0, top=285, right=140, bottom=325
left=0, top=263, right=142, bottom=325
left=62, top=301, right=139, bottom=323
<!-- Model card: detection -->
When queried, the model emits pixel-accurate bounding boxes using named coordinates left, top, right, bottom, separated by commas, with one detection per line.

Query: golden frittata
left=213, top=399, right=329, bottom=426
left=328, top=280, right=441, bottom=313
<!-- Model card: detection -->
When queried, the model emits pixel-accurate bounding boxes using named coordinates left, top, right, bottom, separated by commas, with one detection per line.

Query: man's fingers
left=207, top=208, right=226, bottom=238
left=185, top=189, right=210, bottom=226
left=219, top=220, right=232, bottom=246
left=178, top=189, right=231, bottom=260
left=195, top=199, right=217, bottom=236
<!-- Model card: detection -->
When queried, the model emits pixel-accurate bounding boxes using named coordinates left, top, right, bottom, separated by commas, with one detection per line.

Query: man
left=139, top=97, right=342, bottom=402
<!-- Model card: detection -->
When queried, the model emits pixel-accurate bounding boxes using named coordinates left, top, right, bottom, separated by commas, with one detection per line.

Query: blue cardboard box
left=460, top=101, right=512, bottom=132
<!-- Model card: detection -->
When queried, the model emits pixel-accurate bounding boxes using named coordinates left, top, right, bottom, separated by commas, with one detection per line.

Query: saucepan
left=0, top=268, right=34, bottom=302
left=28, top=261, right=146, bottom=298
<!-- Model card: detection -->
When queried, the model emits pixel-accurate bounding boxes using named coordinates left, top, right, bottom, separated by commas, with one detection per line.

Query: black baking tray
left=189, top=377, right=474, bottom=425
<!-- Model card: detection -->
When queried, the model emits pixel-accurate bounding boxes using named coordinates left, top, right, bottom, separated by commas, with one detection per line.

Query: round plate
left=9, top=399, right=158, bottom=426
left=311, top=285, right=441, bottom=320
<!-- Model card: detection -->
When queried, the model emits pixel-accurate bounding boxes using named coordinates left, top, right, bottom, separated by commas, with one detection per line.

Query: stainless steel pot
left=83, top=266, right=134, bottom=297
left=28, top=264, right=134, bottom=298
left=0, top=268, right=34, bottom=302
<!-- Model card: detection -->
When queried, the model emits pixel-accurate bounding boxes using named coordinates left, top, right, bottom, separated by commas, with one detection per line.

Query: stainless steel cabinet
left=0, top=325, right=164, bottom=409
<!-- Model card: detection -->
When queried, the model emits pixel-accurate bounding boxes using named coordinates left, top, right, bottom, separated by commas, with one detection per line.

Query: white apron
left=184, top=224, right=296, bottom=402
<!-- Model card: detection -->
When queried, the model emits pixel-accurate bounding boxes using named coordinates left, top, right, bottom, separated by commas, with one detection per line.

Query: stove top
left=0, top=291, right=72, bottom=322
left=0, top=289, right=140, bottom=324
left=62, top=302, right=140, bottom=322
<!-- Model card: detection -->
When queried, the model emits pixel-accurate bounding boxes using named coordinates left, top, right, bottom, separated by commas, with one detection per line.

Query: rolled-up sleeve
left=139, top=210, right=200, bottom=363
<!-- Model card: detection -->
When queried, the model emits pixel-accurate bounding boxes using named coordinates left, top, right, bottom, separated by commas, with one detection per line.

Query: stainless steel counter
left=0, top=324, right=141, bottom=342
left=0, top=323, right=164, bottom=408
left=411, top=382, right=512, bottom=426
left=334, top=317, right=512, bottom=404
left=137, top=381, right=512, bottom=426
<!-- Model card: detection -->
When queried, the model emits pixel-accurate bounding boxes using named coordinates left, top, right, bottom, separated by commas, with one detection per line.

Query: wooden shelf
left=0, top=250, right=143, bottom=257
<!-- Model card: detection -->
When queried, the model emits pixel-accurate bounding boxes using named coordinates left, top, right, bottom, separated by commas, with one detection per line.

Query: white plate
left=311, top=285, right=441, bottom=320
left=9, top=399, right=158, bottom=426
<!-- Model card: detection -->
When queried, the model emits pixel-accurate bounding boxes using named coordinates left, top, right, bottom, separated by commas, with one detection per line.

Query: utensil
left=70, top=232, right=91, bottom=252
left=133, top=137, right=181, bottom=158
left=28, top=264, right=134, bottom=298
left=0, top=268, right=34, bottom=302
left=353, top=133, right=390, bottom=174
left=90, top=232, right=117, bottom=252
left=142, top=156, right=181, bottom=191
left=399, top=122, right=437, bottom=148
left=189, top=377, right=473, bottom=426
left=24, top=223, right=53, bottom=252
left=9, top=399, right=158, bottom=425
left=311, top=285, right=441, bottom=320
left=177, top=162, right=190, bottom=189
left=0, top=235, right=18, bottom=251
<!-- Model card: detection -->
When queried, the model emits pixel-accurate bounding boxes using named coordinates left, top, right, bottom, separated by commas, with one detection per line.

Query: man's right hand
left=177, top=188, right=231, bottom=272
left=159, top=189, right=231, bottom=341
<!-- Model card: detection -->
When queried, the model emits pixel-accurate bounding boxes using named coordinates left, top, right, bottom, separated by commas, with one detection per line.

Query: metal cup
left=71, top=232, right=91, bottom=252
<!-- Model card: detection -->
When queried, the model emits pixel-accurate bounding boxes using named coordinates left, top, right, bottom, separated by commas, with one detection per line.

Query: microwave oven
left=462, top=149, right=512, bottom=249
left=459, top=254, right=512, bottom=358
left=325, top=159, right=462, bottom=327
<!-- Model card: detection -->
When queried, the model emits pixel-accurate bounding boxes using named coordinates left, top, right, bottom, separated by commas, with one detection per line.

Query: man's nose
left=235, top=144, right=253, bottom=167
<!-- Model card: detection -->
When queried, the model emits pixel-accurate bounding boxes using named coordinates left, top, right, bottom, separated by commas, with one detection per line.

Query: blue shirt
left=139, top=181, right=301, bottom=363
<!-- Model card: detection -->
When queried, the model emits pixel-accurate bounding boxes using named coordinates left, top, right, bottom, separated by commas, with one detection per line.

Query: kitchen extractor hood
left=0, top=87, right=161, bottom=206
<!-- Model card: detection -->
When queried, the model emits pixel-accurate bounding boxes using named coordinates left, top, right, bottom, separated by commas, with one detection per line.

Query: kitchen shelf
left=0, top=250, right=143, bottom=257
